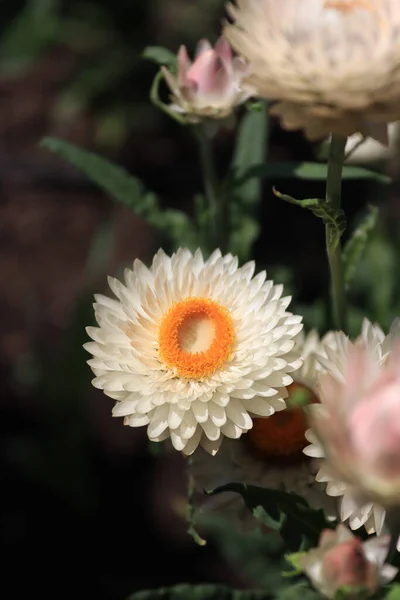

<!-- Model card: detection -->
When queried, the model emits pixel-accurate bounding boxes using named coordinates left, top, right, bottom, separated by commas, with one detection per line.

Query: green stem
left=384, top=508, right=400, bottom=567
left=196, top=129, right=220, bottom=249
left=325, top=135, right=347, bottom=332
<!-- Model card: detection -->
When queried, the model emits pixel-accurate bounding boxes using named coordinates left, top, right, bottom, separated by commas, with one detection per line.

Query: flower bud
left=161, top=36, right=254, bottom=122
left=298, top=525, right=397, bottom=598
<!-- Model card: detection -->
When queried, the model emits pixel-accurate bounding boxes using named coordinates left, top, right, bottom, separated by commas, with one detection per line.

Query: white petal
left=192, top=400, right=209, bottom=423
left=201, top=419, right=220, bottom=441
left=225, top=399, right=252, bottom=429
left=147, top=404, right=169, bottom=438
left=168, top=405, right=185, bottom=429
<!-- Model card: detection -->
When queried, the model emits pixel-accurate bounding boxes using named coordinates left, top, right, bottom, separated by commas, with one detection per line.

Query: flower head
left=224, top=0, right=400, bottom=140
left=85, top=248, right=303, bottom=455
left=304, top=319, right=400, bottom=543
left=161, top=36, right=254, bottom=121
left=311, top=335, right=400, bottom=506
left=189, top=330, right=335, bottom=528
left=297, top=524, right=397, bottom=598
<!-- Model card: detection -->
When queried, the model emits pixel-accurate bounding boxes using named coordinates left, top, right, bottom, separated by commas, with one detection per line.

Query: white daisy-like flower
left=224, top=0, right=400, bottom=141
left=304, top=318, right=400, bottom=545
left=190, top=330, right=336, bottom=529
left=85, top=248, right=303, bottom=456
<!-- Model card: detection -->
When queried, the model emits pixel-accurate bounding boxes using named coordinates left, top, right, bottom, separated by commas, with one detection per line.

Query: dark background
left=0, top=1, right=399, bottom=599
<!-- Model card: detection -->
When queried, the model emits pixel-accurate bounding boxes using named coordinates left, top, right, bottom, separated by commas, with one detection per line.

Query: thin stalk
left=325, top=135, right=347, bottom=332
left=384, top=508, right=400, bottom=568
left=196, top=129, right=220, bottom=249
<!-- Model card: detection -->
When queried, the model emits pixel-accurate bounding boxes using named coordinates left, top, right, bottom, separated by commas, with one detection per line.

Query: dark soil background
left=0, top=2, right=399, bottom=599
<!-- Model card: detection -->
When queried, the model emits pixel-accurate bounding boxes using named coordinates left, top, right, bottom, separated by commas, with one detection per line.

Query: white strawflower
left=304, top=318, right=400, bottom=546
left=85, top=248, right=303, bottom=456
left=224, top=0, right=400, bottom=141
left=190, top=330, right=336, bottom=528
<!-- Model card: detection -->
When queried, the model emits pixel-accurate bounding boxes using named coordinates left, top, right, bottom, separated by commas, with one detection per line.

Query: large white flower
left=190, top=330, right=336, bottom=528
left=85, top=248, right=303, bottom=456
left=304, top=318, right=400, bottom=544
left=224, top=0, right=400, bottom=141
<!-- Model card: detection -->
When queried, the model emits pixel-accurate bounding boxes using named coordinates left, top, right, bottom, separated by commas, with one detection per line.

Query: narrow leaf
left=129, top=584, right=270, bottom=600
left=343, top=205, right=379, bottom=287
left=230, top=101, right=269, bottom=206
left=142, top=45, right=177, bottom=70
left=238, top=161, right=391, bottom=185
left=273, top=188, right=346, bottom=250
left=206, top=483, right=333, bottom=552
left=40, top=137, right=197, bottom=249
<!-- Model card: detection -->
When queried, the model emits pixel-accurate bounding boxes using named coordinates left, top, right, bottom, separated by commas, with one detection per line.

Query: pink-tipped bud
left=161, top=36, right=254, bottom=121
left=298, top=525, right=397, bottom=598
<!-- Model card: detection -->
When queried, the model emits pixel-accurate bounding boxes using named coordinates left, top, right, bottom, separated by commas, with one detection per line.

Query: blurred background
left=1, top=1, right=400, bottom=599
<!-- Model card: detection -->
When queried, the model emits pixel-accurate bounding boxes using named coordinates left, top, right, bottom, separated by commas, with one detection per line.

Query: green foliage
left=129, top=584, right=270, bottom=600
left=198, top=514, right=294, bottom=592
left=240, top=162, right=391, bottom=184
left=347, top=225, right=399, bottom=332
left=223, top=103, right=269, bottom=261
left=231, top=102, right=270, bottom=207
left=40, top=137, right=198, bottom=251
left=277, top=583, right=322, bottom=600
left=384, top=585, right=400, bottom=600
left=343, top=205, right=379, bottom=288
left=0, top=0, right=60, bottom=75
left=142, top=45, right=177, bottom=70
left=273, top=189, right=346, bottom=250
left=206, top=483, right=333, bottom=552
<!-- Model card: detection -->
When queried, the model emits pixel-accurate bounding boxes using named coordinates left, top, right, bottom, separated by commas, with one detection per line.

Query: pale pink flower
left=298, top=524, right=397, bottom=598
left=311, top=341, right=400, bottom=507
left=161, top=37, right=254, bottom=121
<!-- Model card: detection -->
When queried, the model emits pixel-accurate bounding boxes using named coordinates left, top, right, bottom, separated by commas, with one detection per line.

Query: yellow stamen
left=158, top=297, right=235, bottom=379
left=246, top=383, right=319, bottom=460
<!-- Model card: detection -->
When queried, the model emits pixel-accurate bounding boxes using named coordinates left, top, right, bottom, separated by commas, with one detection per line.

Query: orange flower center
left=324, top=0, right=375, bottom=12
left=324, top=0, right=387, bottom=29
left=158, top=297, right=235, bottom=379
left=245, top=383, right=319, bottom=461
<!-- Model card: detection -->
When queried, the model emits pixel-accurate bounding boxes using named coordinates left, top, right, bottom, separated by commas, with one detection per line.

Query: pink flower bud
left=298, top=524, right=397, bottom=598
left=322, top=536, right=377, bottom=591
left=161, top=37, right=254, bottom=121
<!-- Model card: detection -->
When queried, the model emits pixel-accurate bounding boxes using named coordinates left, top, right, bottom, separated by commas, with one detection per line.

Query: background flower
left=85, top=248, right=303, bottom=456
left=224, top=0, right=400, bottom=140
left=304, top=318, right=400, bottom=545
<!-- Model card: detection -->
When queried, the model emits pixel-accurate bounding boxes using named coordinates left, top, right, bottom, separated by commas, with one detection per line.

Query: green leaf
left=129, top=584, right=270, bottom=600
left=142, top=45, right=177, bottom=70
left=230, top=101, right=270, bottom=207
left=278, top=583, right=322, bottom=600
left=343, top=205, right=379, bottom=287
left=238, top=161, right=391, bottom=184
left=206, top=483, right=333, bottom=552
left=0, top=0, right=60, bottom=75
left=273, top=188, right=346, bottom=250
left=41, top=136, right=147, bottom=209
left=199, top=514, right=291, bottom=592
left=40, top=137, right=196, bottom=249
left=385, top=584, right=400, bottom=599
